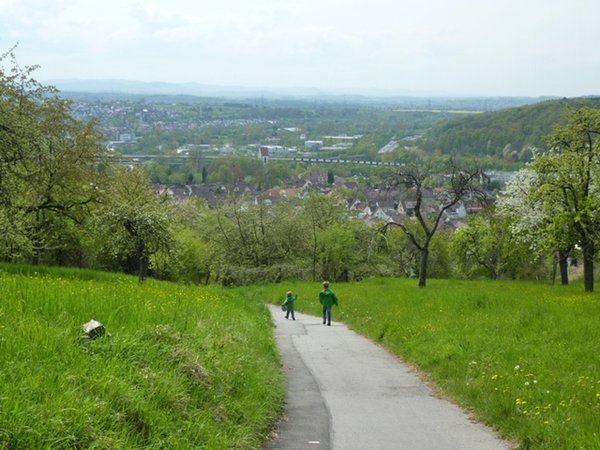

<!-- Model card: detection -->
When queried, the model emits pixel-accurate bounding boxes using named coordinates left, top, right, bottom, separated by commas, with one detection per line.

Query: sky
left=1, top=0, right=600, bottom=97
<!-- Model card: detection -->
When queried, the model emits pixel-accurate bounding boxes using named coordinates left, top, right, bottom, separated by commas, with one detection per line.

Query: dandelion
left=524, top=381, right=530, bottom=386
left=514, top=364, right=521, bottom=371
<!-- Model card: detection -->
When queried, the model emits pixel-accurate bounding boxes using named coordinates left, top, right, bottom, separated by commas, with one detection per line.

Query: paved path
left=266, top=306, right=511, bottom=450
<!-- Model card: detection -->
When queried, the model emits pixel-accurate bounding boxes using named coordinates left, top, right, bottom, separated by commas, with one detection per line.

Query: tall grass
left=242, top=278, right=600, bottom=449
left=0, top=264, right=284, bottom=449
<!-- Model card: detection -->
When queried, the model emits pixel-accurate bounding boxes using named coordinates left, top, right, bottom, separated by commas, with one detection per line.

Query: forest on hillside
left=423, top=97, right=600, bottom=161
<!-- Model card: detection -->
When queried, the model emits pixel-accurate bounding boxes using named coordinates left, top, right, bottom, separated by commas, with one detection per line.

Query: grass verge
left=243, top=278, right=600, bottom=449
left=0, top=263, right=284, bottom=449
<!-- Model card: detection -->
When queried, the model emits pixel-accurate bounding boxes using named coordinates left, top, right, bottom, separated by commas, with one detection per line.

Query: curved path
left=266, top=306, right=511, bottom=450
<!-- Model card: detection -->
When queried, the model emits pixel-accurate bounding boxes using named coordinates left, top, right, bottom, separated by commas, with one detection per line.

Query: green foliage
left=378, top=225, right=420, bottom=277
left=317, top=221, right=366, bottom=282
left=246, top=278, right=600, bottom=449
left=452, top=208, right=545, bottom=280
left=5, top=51, right=599, bottom=290
left=532, top=108, right=600, bottom=291
left=153, top=227, right=211, bottom=284
left=0, top=50, right=108, bottom=263
left=425, top=97, right=600, bottom=159
left=0, top=264, right=284, bottom=449
left=92, top=167, right=173, bottom=282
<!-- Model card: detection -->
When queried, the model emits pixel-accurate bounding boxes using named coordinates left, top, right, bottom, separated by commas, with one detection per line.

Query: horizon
left=3, top=0, right=600, bottom=98
left=45, top=78, right=572, bottom=101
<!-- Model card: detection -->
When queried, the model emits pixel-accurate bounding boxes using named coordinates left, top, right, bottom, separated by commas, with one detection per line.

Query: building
left=259, top=147, right=269, bottom=163
left=305, top=140, right=324, bottom=151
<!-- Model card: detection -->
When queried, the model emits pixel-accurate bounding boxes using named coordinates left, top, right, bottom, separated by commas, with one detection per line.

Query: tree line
left=2, top=52, right=599, bottom=291
left=424, top=97, right=600, bottom=161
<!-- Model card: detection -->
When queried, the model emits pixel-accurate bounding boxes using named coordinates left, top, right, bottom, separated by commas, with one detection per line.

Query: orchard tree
left=0, top=47, right=108, bottom=263
left=317, top=221, right=369, bottom=282
left=498, top=169, right=576, bottom=285
left=207, top=194, right=308, bottom=282
left=383, top=162, right=483, bottom=287
left=96, top=167, right=172, bottom=282
left=452, top=207, right=533, bottom=280
left=302, top=190, right=346, bottom=280
left=379, top=224, right=420, bottom=278
left=533, top=108, right=600, bottom=292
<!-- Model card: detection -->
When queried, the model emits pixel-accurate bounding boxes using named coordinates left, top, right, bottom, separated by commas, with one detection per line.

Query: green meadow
left=241, top=278, right=600, bottom=449
left=3, top=264, right=600, bottom=450
left=0, top=264, right=284, bottom=449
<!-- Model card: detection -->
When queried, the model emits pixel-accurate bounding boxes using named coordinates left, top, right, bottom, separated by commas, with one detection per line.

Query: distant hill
left=423, top=97, right=600, bottom=161
left=46, top=78, right=551, bottom=110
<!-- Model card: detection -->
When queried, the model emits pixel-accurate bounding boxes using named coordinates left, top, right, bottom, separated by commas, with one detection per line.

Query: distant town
left=65, top=95, right=518, bottom=232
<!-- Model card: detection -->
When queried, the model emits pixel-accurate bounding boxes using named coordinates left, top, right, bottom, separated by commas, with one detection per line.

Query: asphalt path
left=266, top=305, right=511, bottom=450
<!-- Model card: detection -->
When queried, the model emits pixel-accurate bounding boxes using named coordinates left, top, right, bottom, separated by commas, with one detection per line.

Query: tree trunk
left=583, top=241, right=594, bottom=292
left=418, top=247, right=428, bottom=288
left=139, top=254, right=149, bottom=283
left=138, top=240, right=148, bottom=283
left=558, top=251, right=569, bottom=286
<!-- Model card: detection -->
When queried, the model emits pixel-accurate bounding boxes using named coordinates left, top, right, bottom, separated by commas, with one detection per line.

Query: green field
left=241, top=278, right=600, bottom=449
left=0, top=264, right=284, bottom=449
left=3, top=265, right=600, bottom=449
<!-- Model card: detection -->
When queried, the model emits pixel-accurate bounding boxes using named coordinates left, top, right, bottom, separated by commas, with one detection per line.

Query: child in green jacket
left=319, top=281, right=338, bottom=326
left=282, top=291, right=297, bottom=320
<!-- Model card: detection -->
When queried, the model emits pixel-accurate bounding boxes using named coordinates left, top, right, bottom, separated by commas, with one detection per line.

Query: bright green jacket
left=283, top=294, right=297, bottom=310
left=319, top=289, right=338, bottom=308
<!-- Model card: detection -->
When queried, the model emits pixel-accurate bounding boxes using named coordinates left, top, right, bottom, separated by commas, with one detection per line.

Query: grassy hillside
left=241, top=278, right=600, bottom=449
left=0, top=264, right=284, bottom=449
left=424, top=96, right=600, bottom=159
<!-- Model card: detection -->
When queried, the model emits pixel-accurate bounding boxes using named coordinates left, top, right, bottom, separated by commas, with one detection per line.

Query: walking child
left=319, top=281, right=338, bottom=326
left=282, top=291, right=297, bottom=320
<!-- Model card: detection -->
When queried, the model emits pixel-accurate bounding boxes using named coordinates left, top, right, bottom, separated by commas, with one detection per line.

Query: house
left=304, top=140, right=323, bottom=151
left=464, top=200, right=484, bottom=214
left=307, top=171, right=328, bottom=187
left=445, top=202, right=468, bottom=219
left=265, top=188, right=298, bottom=200
left=403, top=201, right=416, bottom=217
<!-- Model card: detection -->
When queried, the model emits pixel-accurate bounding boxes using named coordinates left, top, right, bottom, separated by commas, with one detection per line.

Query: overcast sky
left=1, top=0, right=599, bottom=97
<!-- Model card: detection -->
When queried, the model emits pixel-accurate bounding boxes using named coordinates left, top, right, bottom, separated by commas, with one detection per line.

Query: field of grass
left=242, top=278, right=600, bottom=449
left=0, top=263, right=284, bottom=449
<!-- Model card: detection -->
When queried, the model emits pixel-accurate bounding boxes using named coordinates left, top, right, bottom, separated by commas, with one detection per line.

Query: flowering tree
left=0, top=47, right=108, bottom=263
left=533, top=108, right=600, bottom=292
left=96, top=167, right=172, bottom=282
left=497, top=169, right=576, bottom=285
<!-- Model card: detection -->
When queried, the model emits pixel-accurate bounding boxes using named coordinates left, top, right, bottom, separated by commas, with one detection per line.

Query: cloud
left=2, top=0, right=600, bottom=95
